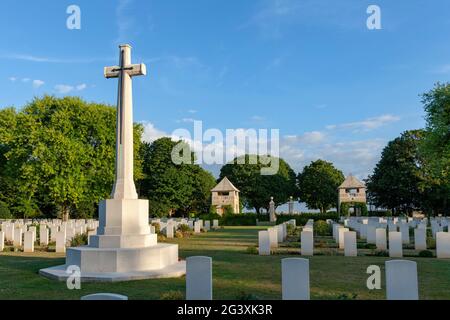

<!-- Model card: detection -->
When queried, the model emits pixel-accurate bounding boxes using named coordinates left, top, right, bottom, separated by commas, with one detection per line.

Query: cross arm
left=104, top=63, right=147, bottom=79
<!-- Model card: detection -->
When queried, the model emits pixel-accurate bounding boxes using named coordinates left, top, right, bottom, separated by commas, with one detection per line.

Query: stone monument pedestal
left=40, top=199, right=186, bottom=282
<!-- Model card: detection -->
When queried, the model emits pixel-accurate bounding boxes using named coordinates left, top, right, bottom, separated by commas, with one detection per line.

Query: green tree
left=0, top=96, right=144, bottom=220
left=219, top=155, right=297, bottom=214
left=419, top=83, right=450, bottom=214
left=366, top=130, right=429, bottom=214
left=297, top=159, right=344, bottom=213
left=140, top=137, right=215, bottom=217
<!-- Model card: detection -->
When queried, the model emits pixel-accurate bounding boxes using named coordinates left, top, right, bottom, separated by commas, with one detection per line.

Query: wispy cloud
left=433, top=64, right=450, bottom=74
left=250, top=115, right=265, bottom=122
left=0, top=53, right=111, bottom=64
left=241, top=0, right=362, bottom=38
left=176, top=118, right=198, bottom=124
left=54, top=83, right=88, bottom=94
left=326, top=114, right=401, bottom=132
left=115, top=0, right=136, bottom=45
left=32, top=80, right=45, bottom=88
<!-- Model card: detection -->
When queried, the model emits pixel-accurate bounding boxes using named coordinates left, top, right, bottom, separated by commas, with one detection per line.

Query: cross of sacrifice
left=104, top=44, right=147, bottom=200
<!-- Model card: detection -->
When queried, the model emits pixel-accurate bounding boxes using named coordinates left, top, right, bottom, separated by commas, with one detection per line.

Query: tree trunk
left=62, top=205, right=70, bottom=222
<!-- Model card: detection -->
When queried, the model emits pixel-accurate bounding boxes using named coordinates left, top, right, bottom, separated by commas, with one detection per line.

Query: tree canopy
left=297, top=159, right=344, bottom=213
left=219, top=155, right=297, bottom=213
left=366, top=130, right=429, bottom=214
left=0, top=96, right=143, bottom=219
left=139, top=137, right=216, bottom=217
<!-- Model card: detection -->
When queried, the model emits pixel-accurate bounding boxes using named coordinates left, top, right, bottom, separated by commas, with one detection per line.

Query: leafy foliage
left=0, top=96, right=144, bottom=219
left=219, top=155, right=297, bottom=214
left=0, top=201, right=12, bottom=219
left=297, top=160, right=345, bottom=213
left=340, top=202, right=368, bottom=216
left=140, top=137, right=216, bottom=217
left=314, top=220, right=331, bottom=236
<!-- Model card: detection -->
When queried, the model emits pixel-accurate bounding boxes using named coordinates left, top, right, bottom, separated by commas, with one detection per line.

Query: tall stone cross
left=104, top=44, right=147, bottom=200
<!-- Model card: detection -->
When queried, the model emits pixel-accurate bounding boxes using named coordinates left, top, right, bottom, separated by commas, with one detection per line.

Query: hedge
left=276, top=213, right=339, bottom=226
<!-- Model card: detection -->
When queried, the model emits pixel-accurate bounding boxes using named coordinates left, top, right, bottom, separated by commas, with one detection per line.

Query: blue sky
left=2, top=0, right=450, bottom=183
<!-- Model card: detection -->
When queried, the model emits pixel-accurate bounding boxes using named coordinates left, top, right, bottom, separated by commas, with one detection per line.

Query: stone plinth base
left=39, top=198, right=186, bottom=282
left=40, top=260, right=186, bottom=282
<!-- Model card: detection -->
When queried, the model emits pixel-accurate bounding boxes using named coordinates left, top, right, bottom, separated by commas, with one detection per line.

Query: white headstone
left=81, top=293, right=128, bottom=300
left=204, top=221, right=210, bottom=231
left=213, top=219, right=219, bottom=229
left=29, top=226, right=36, bottom=243
left=301, top=231, right=313, bottom=256
left=338, top=227, right=349, bottom=249
left=40, top=226, right=49, bottom=246
left=414, top=228, right=427, bottom=251
left=436, top=232, right=450, bottom=258
left=277, top=224, right=284, bottom=243
left=268, top=227, right=278, bottom=248
left=13, top=228, right=22, bottom=247
left=388, top=232, right=403, bottom=258
left=367, top=225, right=377, bottom=244
left=194, top=221, right=201, bottom=234
left=50, top=226, right=59, bottom=242
left=258, top=231, right=271, bottom=255
left=165, top=223, right=174, bottom=238
left=0, top=231, right=4, bottom=252
left=186, top=256, right=212, bottom=300
left=359, top=224, right=367, bottom=239
left=400, top=224, right=410, bottom=244
left=376, top=228, right=387, bottom=251
left=24, top=231, right=34, bottom=253
left=281, top=258, right=310, bottom=300
left=344, top=231, right=357, bottom=257
left=385, top=260, right=419, bottom=300
left=55, top=231, right=66, bottom=253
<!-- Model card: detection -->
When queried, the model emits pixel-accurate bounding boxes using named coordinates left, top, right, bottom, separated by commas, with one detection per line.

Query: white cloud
left=32, top=80, right=45, bottom=88
left=8, top=77, right=17, bottom=82
left=176, top=118, right=198, bottom=124
left=0, top=53, right=110, bottom=64
left=76, top=83, right=87, bottom=91
left=283, top=131, right=327, bottom=144
left=139, top=121, right=387, bottom=179
left=54, top=83, right=88, bottom=94
left=326, top=114, right=400, bottom=132
left=188, top=109, right=198, bottom=114
left=141, top=122, right=169, bottom=142
left=21, top=78, right=30, bottom=83
left=250, top=115, right=265, bottom=122
left=54, top=84, right=74, bottom=94
left=280, top=135, right=385, bottom=179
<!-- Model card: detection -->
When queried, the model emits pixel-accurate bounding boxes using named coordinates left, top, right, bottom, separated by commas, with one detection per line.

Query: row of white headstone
left=258, top=220, right=293, bottom=255
left=0, top=219, right=99, bottom=253
left=339, top=216, right=450, bottom=258
left=150, top=218, right=220, bottom=238
left=184, top=256, right=420, bottom=300
left=258, top=219, right=316, bottom=256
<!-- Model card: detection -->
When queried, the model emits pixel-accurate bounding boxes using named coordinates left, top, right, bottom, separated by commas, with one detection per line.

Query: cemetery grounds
left=0, top=226, right=449, bottom=300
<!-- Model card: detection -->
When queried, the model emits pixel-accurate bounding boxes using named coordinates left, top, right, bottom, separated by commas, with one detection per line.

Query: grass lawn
left=0, top=226, right=449, bottom=300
